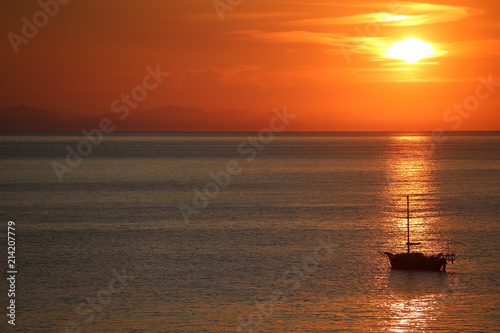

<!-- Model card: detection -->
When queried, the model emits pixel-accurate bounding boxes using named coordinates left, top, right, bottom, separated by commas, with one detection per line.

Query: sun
left=386, top=38, right=434, bottom=63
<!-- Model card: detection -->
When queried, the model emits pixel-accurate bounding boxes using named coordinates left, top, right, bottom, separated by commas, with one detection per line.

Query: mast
left=407, top=195, right=410, bottom=253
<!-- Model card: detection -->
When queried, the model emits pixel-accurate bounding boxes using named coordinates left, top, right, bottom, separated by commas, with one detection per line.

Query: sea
left=0, top=132, right=498, bottom=332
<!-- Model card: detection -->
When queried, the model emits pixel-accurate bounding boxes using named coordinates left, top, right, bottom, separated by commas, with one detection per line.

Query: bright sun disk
left=387, top=38, right=434, bottom=63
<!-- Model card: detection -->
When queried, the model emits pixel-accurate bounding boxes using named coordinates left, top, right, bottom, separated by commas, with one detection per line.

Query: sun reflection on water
left=376, top=270, right=463, bottom=332
left=378, top=136, right=453, bottom=331
left=382, top=136, right=444, bottom=254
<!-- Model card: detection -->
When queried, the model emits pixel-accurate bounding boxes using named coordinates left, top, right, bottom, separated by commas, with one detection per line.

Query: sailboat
left=384, top=195, right=455, bottom=272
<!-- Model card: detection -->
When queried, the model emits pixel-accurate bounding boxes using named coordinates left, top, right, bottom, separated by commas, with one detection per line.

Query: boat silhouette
left=384, top=195, right=455, bottom=272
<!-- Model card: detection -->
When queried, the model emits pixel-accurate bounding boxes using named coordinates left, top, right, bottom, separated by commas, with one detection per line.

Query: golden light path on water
left=383, top=135, right=439, bottom=251
left=378, top=135, right=457, bottom=332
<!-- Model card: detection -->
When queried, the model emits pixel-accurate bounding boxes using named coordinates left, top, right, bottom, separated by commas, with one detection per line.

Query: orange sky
left=1, top=0, right=499, bottom=131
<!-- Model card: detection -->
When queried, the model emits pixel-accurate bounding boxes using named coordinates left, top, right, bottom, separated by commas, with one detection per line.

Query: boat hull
left=385, top=252, right=446, bottom=271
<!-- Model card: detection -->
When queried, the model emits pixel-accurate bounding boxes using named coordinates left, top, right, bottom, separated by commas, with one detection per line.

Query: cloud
left=187, top=65, right=264, bottom=86
left=184, top=63, right=349, bottom=89
left=230, top=30, right=393, bottom=61
left=184, top=11, right=300, bottom=21
left=230, top=30, right=350, bottom=46
left=444, top=39, right=500, bottom=58
left=288, top=2, right=484, bottom=27
left=227, top=2, right=489, bottom=68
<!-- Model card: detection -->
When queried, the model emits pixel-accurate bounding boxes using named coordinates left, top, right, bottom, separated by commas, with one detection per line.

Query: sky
left=1, top=0, right=499, bottom=131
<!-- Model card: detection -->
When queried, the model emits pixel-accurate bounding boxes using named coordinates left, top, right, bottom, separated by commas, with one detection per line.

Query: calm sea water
left=0, top=132, right=499, bottom=332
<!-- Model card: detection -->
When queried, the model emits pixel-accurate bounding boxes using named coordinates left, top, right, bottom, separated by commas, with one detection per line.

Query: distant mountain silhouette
left=118, top=106, right=278, bottom=131
left=0, top=105, right=281, bottom=132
